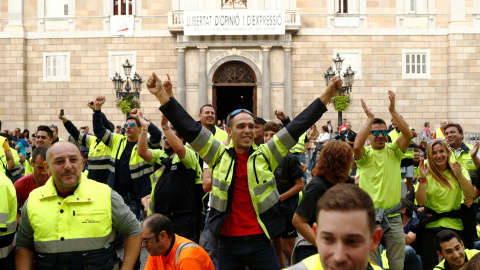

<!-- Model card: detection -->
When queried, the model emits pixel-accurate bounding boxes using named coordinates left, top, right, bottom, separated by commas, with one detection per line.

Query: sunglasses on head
left=230, top=109, right=253, bottom=117
left=370, top=130, right=389, bottom=136
left=428, top=138, right=444, bottom=144
left=125, top=123, right=136, bottom=128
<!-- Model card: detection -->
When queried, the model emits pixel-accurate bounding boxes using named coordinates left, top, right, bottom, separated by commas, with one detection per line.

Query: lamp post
left=111, top=59, right=143, bottom=100
left=111, top=59, right=143, bottom=122
left=323, top=53, right=356, bottom=132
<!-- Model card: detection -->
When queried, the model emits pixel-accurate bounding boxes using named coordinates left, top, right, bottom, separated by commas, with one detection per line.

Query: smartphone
left=60, top=109, right=64, bottom=116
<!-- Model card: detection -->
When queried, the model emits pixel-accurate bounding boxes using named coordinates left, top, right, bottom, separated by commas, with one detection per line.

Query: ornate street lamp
left=112, top=59, right=142, bottom=99
left=323, top=53, right=356, bottom=131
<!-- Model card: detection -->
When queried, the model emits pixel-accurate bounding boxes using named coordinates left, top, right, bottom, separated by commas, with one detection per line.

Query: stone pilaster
left=261, top=46, right=271, bottom=119
left=198, top=46, right=208, bottom=108
left=176, top=47, right=186, bottom=107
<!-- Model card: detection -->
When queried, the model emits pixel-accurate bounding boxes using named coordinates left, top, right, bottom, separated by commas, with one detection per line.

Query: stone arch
left=207, top=55, right=262, bottom=87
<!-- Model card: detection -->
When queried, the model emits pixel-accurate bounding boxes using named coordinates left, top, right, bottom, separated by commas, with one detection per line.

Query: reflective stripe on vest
left=175, top=242, right=199, bottom=266
left=27, top=176, right=114, bottom=253
left=0, top=173, right=17, bottom=239
left=290, top=133, right=307, bottom=154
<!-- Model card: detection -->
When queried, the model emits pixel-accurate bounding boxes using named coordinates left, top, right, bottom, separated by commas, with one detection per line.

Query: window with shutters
left=402, top=50, right=431, bottom=79
left=335, top=0, right=359, bottom=14
left=108, top=52, right=137, bottom=79
left=113, top=0, right=135, bottom=16
left=43, top=53, right=71, bottom=82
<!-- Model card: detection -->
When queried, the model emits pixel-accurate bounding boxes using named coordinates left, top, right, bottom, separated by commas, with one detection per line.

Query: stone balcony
left=167, top=9, right=301, bottom=34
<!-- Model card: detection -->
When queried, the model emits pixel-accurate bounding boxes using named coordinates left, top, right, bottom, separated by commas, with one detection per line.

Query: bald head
left=45, top=142, right=83, bottom=193
left=46, top=141, right=81, bottom=164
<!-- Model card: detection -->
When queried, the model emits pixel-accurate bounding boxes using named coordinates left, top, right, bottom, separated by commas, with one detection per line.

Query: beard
left=165, top=147, right=174, bottom=155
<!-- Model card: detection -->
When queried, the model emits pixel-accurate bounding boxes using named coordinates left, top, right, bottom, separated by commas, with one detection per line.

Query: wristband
left=141, top=128, right=148, bottom=131
left=362, top=126, right=371, bottom=131
left=419, top=178, right=427, bottom=183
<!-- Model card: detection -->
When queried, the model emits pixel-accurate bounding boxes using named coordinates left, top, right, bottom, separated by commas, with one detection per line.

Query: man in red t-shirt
left=145, top=73, right=343, bottom=270
left=14, top=146, right=50, bottom=209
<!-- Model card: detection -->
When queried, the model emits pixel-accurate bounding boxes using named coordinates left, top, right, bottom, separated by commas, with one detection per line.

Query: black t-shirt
left=296, top=176, right=354, bottom=226
left=114, top=140, right=136, bottom=197
left=274, top=153, right=304, bottom=214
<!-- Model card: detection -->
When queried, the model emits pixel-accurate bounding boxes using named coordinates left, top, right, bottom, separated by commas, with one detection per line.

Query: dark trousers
left=218, top=234, right=279, bottom=270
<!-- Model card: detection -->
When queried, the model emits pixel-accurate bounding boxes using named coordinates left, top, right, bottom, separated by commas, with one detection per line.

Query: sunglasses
left=230, top=109, right=253, bottom=117
left=428, top=138, right=444, bottom=144
left=125, top=123, right=136, bottom=128
left=370, top=130, right=389, bottom=136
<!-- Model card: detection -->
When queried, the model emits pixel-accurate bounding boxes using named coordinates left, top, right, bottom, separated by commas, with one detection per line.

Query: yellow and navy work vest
left=388, top=127, right=415, bottom=159
left=0, top=171, right=17, bottom=259
left=450, top=143, right=478, bottom=182
left=24, top=156, right=33, bottom=175
left=26, top=176, right=114, bottom=254
left=291, top=132, right=307, bottom=154
left=0, top=137, right=8, bottom=173
left=435, top=128, right=445, bottom=139
left=286, top=254, right=383, bottom=270
left=434, top=249, right=479, bottom=270
left=78, top=133, right=112, bottom=184
left=192, top=126, right=295, bottom=240
left=10, top=148, right=22, bottom=180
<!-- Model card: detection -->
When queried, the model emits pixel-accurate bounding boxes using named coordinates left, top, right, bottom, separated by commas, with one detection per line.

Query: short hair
left=414, top=148, right=421, bottom=154
left=372, top=118, right=386, bottom=127
left=424, top=122, right=429, bottom=127
left=444, top=123, right=463, bottom=135
left=199, top=104, right=214, bottom=114
left=316, top=184, right=376, bottom=234
left=32, top=146, right=48, bottom=164
left=434, top=230, right=462, bottom=253
left=263, top=121, right=282, bottom=133
left=37, top=125, right=53, bottom=138
left=400, top=198, right=414, bottom=218
left=321, top=125, right=328, bottom=132
left=312, top=141, right=353, bottom=183
left=345, top=121, right=351, bottom=125
left=126, top=116, right=141, bottom=128
left=18, top=133, right=24, bottom=139
left=49, top=124, right=58, bottom=133
left=0, top=133, right=11, bottom=142
left=144, top=213, right=174, bottom=238
left=226, top=110, right=253, bottom=128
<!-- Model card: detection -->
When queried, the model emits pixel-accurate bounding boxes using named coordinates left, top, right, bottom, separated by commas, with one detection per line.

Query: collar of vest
left=460, top=142, right=471, bottom=152
left=224, top=143, right=258, bottom=157
left=38, top=174, right=95, bottom=202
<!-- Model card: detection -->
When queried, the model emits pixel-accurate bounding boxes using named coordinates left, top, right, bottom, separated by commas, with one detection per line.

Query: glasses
left=370, top=130, right=389, bottom=136
left=428, top=138, right=444, bottom=144
left=125, top=123, right=136, bottom=128
left=230, top=109, right=253, bottom=117
left=142, top=232, right=160, bottom=246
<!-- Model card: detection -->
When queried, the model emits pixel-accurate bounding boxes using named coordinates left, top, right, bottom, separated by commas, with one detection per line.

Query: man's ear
left=370, top=227, right=383, bottom=252
left=226, top=126, right=232, bottom=136
left=437, top=250, right=444, bottom=260
left=43, top=160, right=49, bottom=171
left=313, top=222, right=318, bottom=236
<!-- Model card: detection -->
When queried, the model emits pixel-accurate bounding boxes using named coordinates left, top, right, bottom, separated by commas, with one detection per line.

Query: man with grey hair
left=16, top=141, right=142, bottom=270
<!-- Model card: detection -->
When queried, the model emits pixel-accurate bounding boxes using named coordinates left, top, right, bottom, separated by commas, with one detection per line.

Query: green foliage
left=116, top=95, right=141, bottom=115
left=332, top=94, right=351, bottom=112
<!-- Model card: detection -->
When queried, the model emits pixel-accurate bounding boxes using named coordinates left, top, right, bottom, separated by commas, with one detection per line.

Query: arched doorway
left=212, top=61, right=257, bottom=122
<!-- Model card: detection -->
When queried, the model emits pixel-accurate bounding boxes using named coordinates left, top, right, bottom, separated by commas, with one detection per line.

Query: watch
left=163, top=125, right=169, bottom=130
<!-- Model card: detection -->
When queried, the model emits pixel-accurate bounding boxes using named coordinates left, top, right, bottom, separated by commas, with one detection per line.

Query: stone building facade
left=1, top=0, right=479, bottom=139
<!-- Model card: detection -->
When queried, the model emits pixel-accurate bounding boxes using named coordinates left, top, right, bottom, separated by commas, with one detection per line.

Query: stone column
left=198, top=46, right=208, bottom=108
left=283, top=46, right=293, bottom=118
left=177, top=47, right=186, bottom=107
left=261, top=46, right=271, bottom=119
left=5, top=0, right=25, bottom=31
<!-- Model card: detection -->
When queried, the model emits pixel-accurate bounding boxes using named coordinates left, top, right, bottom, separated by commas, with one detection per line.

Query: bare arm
left=161, top=115, right=186, bottom=159
left=292, top=213, right=317, bottom=247
left=452, top=161, right=474, bottom=199
left=5, top=150, right=14, bottom=170
left=15, top=248, right=34, bottom=270
left=388, top=91, right=413, bottom=152
left=280, top=178, right=304, bottom=202
left=121, top=234, right=141, bottom=270
left=405, top=232, right=416, bottom=245
left=353, top=99, right=374, bottom=160
left=470, top=141, right=480, bottom=167
left=133, top=111, right=153, bottom=163
left=203, top=168, right=212, bottom=193
left=415, top=159, right=428, bottom=205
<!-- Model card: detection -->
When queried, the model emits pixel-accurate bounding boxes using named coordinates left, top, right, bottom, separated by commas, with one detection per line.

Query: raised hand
left=361, top=99, right=375, bottom=119
left=87, top=100, right=95, bottom=110
left=451, top=161, right=463, bottom=178
left=58, top=110, right=67, bottom=122
left=419, top=158, right=429, bottom=178
left=161, top=115, right=169, bottom=127
left=274, top=109, right=287, bottom=121
left=325, top=77, right=343, bottom=98
left=146, top=72, right=164, bottom=97
left=388, top=90, right=396, bottom=113
left=94, top=96, right=106, bottom=110
left=470, top=141, right=479, bottom=158
left=163, top=74, right=172, bottom=94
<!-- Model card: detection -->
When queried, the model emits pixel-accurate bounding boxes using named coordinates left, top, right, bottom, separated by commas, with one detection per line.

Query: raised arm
left=415, top=159, right=428, bottom=206
left=452, top=161, right=474, bottom=199
left=133, top=110, right=153, bottom=162
left=470, top=141, right=480, bottom=167
left=160, top=115, right=186, bottom=159
left=388, top=90, right=413, bottom=151
left=59, top=111, right=91, bottom=147
left=353, top=99, right=374, bottom=160
left=92, top=96, right=115, bottom=147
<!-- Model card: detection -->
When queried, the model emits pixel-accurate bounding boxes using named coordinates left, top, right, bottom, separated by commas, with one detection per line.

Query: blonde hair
left=426, top=140, right=457, bottom=188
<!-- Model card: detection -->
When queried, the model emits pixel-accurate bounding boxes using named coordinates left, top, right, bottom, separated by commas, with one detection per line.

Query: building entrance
left=212, top=61, right=257, bottom=122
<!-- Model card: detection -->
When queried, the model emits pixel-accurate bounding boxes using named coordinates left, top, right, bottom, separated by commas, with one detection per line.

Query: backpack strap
left=175, top=242, right=199, bottom=266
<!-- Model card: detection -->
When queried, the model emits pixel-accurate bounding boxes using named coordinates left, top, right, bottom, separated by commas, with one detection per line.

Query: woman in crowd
left=22, top=129, right=32, bottom=157
left=306, top=124, right=319, bottom=171
left=15, top=133, right=30, bottom=157
left=292, top=141, right=354, bottom=262
left=422, top=122, right=433, bottom=140
left=416, top=139, right=474, bottom=269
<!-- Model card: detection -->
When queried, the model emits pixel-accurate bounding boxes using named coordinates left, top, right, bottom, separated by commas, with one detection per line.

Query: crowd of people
left=0, top=72, right=479, bottom=270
